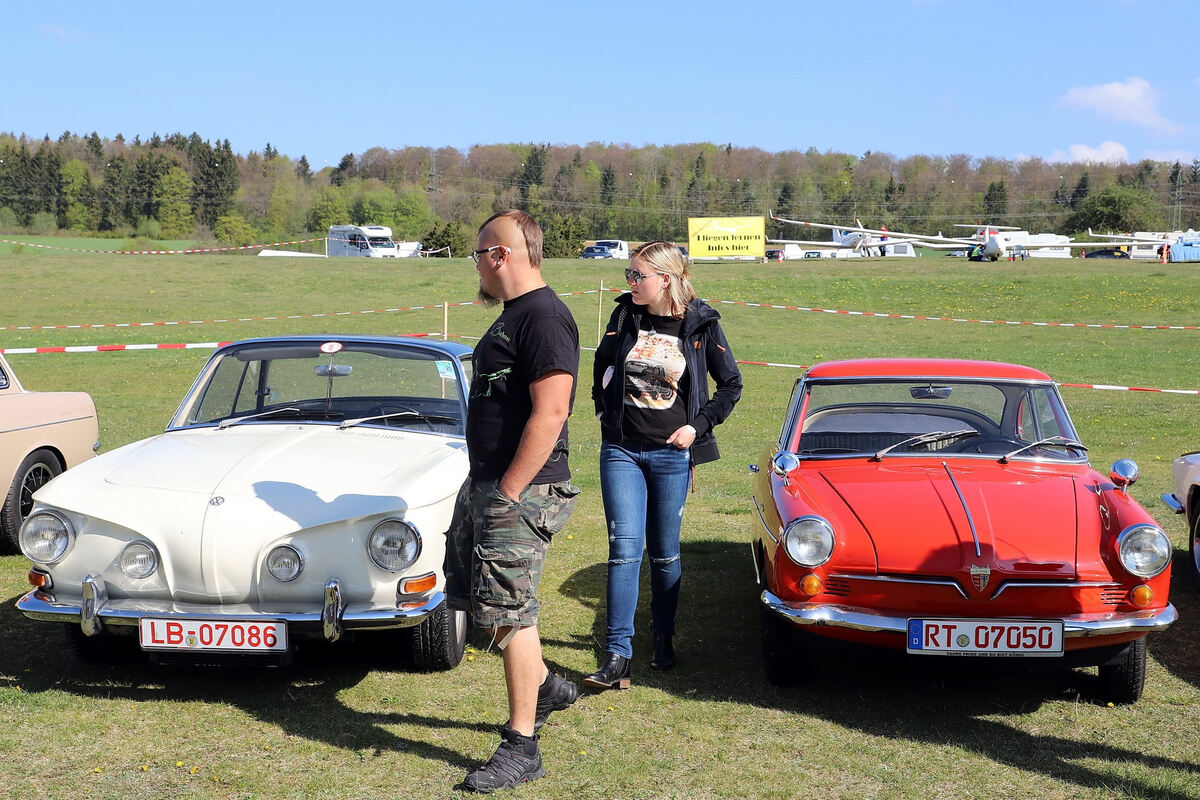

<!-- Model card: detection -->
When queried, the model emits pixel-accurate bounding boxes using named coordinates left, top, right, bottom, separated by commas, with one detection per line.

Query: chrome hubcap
left=19, top=463, right=54, bottom=519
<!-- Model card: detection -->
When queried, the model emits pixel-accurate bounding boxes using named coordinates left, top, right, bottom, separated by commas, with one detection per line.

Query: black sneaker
left=463, top=727, right=545, bottom=793
left=534, top=671, right=579, bottom=730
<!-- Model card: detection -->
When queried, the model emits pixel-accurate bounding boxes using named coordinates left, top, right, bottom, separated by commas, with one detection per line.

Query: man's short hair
left=480, top=210, right=543, bottom=268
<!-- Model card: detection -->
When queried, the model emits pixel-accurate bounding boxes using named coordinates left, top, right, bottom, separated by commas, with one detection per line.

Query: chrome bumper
left=761, top=589, right=1177, bottom=638
left=17, top=574, right=442, bottom=642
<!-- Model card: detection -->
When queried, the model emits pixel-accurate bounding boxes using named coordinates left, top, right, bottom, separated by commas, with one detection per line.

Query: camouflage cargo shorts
left=443, top=478, right=579, bottom=635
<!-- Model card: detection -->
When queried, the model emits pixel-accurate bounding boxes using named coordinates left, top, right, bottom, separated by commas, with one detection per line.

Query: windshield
left=172, top=341, right=467, bottom=435
left=785, top=378, right=1084, bottom=462
left=367, top=237, right=395, bottom=248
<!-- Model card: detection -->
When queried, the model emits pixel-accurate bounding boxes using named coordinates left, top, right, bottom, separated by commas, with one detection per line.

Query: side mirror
left=771, top=452, right=801, bottom=478
left=1109, top=458, right=1139, bottom=491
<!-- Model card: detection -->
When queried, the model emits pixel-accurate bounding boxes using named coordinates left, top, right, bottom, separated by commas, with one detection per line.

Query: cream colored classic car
left=17, top=335, right=470, bottom=669
left=0, top=352, right=98, bottom=552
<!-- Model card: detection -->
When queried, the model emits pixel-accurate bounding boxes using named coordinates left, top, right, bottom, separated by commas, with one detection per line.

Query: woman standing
left=583, top=241, right=742, bottom=690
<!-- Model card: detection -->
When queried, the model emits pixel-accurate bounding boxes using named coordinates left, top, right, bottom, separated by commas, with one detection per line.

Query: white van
left=328, top=225, right=404, bottom=258
left=595, top=239, right=630, bottom=259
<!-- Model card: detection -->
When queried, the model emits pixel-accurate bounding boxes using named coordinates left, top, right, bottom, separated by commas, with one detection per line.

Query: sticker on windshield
left=436, top=361, right=457, bottom=380
left=319, top=341, right=343, bottom=354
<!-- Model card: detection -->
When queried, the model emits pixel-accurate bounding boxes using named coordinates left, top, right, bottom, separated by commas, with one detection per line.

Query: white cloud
left=1048, top=141, right=1130, bottom=164
left=1059, top=77, right=1181, bottom=135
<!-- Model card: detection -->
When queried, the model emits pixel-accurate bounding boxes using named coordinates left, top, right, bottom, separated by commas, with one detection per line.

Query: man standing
left=445, top=210, right=581, bottom=792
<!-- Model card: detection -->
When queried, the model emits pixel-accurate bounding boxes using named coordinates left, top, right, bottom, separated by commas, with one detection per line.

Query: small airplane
left=769, top=213, right=912, bottom=256
left=772, top=216, right=1111, bottom=261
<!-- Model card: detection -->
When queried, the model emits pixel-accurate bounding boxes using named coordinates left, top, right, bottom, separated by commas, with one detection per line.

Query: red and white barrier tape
left=596, top=287, right=1200, bottom=332
left=1, top=237, right=325, bottom=255
left=2, top=340, right=1196, bottom=396
left=0, top=290, right=601, bottom=332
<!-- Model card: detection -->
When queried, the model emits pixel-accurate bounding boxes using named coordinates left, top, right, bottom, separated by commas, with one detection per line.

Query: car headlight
left=368, top=519, right=421, bottom=572
left=266, top=545, right=304, bottom=582
left=120, top=541, right=159, bottom=579
left=20, top=510, right=74, bottom=564
left=1116, top=524, right=1171, bottom=578
left=781, top=515, right=835, bottom=567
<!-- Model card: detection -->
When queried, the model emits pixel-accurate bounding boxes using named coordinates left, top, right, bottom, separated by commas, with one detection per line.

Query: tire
left=1098, top=638, right=1147, bottom=704
left=1, top=450, right=62, bottom=554
left=407, top=599, right=467, bottom=671
left=761, top=604, right=803, bottom=686
left=1190, top=512, right=1200, bottom=591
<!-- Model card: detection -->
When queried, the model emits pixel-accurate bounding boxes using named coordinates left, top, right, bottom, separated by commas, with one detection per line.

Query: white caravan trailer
left=328, top=225, right=403, bottom=258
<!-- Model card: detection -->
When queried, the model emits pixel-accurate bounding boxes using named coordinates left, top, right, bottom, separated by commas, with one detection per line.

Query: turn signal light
left=27, top=569, right=52, bottom=589
left=1130, top=584, right=1154, bottom=608
left=801, top=574, right=823, bottom=597
left=400, top=572, right=437, bottom=596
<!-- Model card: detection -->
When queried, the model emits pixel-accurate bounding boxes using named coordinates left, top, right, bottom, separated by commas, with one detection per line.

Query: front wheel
left=1, top=450, right=62, bottom=553
left=407, top=599, right=467, bottom=671
left=1097, top=638, right=1147, bottom=704
left=1190, top=512, right=1200, bottom=591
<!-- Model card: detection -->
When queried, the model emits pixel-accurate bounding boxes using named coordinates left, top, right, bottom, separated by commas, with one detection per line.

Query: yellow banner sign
left=687, top=216, right=765, bottom=259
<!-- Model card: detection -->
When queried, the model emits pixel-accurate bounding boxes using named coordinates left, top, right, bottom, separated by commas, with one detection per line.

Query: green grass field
left=2, top=251, right=1199, bottom=799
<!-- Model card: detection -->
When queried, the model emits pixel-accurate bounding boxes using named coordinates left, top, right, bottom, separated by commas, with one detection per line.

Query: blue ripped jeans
left=599, top=441, right=692, bottom=659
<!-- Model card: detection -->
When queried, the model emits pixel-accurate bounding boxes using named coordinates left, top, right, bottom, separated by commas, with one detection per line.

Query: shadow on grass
left=561, top=539, right=1200, bottom=800
left=0, top=592, right=487, bottom=771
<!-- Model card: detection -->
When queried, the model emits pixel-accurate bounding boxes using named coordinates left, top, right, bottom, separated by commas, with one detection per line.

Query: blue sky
left=5, top=0, right=1197, bottom=167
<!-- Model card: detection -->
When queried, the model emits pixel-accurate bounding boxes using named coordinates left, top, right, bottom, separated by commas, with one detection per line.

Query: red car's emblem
left=970, top=564, right=991, bottom=593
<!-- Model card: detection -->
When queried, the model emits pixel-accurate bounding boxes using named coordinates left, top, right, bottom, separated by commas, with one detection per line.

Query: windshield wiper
left=217, top=407, right=302, bottom=429
left=338, top=411, right=460, bottom=430
left=999, top=436, right=1088, bottom=463
left=870, top=429, right=979, bottom=461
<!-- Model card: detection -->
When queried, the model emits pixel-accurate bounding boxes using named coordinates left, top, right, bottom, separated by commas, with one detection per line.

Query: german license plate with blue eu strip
left=907, top=618, right=1063, bottom=657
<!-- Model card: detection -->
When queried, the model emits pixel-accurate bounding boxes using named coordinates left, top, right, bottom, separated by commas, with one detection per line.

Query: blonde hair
left=630, top=241, right=695, bottom=317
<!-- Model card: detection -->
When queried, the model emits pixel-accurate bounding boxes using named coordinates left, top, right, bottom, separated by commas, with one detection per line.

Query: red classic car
left=750, top=358, right=1175, bottom=703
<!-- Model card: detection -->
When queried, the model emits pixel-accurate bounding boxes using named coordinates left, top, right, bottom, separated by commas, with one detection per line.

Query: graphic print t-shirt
left=467, top=285, right=579, bottom=483
left=621, top=313, right=688, bottom=444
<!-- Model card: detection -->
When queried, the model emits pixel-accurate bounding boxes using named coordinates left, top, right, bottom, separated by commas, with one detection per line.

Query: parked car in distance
left=678, top=245, right=690, bottom=260
left=765, top=249, right=784, bottom=262
left=1083, top=248, right=1130, bottom=259
left=581, top=245, right=614, bottom=259
left=17, top=335, right=471, bottom=669
left=0, top=352, right=98, bottom=552
left=1162, top=452, right=1200, bottom=587
left=750, top=358, right=1175, bottom=703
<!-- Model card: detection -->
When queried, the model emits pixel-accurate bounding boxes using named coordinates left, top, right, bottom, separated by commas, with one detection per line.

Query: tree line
left=2, top=131, right=1198, bottom=256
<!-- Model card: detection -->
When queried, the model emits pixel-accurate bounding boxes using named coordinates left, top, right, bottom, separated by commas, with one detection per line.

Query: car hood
left=37, top=423, right=467, bottom=540
left=816, top=460, right=1082, bottom=583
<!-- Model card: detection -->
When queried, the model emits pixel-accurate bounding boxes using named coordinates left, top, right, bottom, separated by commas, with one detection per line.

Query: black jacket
left=592, top=295, right=742, bottom=465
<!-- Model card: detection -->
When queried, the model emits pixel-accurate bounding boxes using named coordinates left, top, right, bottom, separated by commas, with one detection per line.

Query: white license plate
left=907, top=618, right=1063, bottom=657
left=138, top=618, right=288, bottom=652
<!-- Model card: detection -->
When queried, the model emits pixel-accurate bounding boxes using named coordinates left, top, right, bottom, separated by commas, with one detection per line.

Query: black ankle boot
left=582, top=652, right=631, bottom=690
left=651, top=634, right=675, bottom=670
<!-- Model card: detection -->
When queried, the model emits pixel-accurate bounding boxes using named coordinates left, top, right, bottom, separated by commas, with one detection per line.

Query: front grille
left=824, top=576, right=852, bottom=596
left=1099, top=587, right=1128, bottom=607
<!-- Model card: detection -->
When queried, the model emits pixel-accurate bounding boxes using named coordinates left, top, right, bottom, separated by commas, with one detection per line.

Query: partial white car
left=0, top=352, right=99, bottom=552
left=1163, top=452, right=1200, bottom=585
left=17, top=335, right=471, bottom=669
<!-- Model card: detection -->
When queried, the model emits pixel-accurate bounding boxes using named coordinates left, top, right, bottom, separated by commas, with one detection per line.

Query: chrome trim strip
left=753, top=497, right=778, bottom=543
left=942, top=461, right=981, bottom=557
left=16, top=588, right=443, bottom=632
left=830, top=573, right=968, bottom=599
left=1161, top=493, right=1185, bottom=514
left=0, top=415, right=94, bottom=436
left=990, top=580, right=1116, bottom=600
left=761, top=590, right=1177, bottom=638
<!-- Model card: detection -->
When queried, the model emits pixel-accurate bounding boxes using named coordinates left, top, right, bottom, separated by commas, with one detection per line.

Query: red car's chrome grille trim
left=989, top=581, right=1120, bottom=601
left=824, top=577, right=852, bottom=596
left=830, top=573, right=968, bottom=599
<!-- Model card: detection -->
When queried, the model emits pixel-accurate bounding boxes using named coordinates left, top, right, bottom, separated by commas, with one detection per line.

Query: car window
left=0, top=364, right=7, bottom=390
left=177, top=343, right=466, bottom=433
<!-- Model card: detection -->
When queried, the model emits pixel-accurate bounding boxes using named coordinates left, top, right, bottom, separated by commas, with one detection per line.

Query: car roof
left=805, top=358, right=1052, bottom=382
left=216, top=335, right=473, bottom=359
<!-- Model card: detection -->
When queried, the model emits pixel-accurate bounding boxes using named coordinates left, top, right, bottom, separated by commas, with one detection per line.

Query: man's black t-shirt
left=467, top=285, right=579, bottom=483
